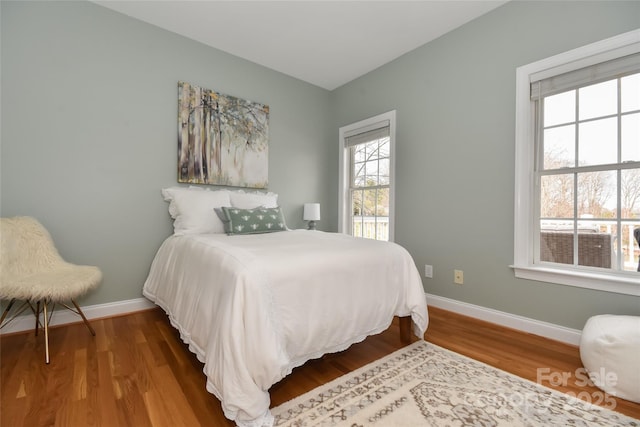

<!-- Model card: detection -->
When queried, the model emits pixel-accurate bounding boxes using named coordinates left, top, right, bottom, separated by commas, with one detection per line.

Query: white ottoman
left=580, top=314, right=640, bottom=403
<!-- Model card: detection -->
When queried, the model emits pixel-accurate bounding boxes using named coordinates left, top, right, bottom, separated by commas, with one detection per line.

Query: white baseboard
left=0, top=297, right=156, bottom=335
left=2, top=293, right=581, bottom=346
left=426, top=293, right=582, bottom=346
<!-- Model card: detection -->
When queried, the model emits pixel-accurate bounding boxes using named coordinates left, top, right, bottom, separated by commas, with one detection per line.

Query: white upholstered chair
left=580, top=314, right=640, bottom=403
left=0, top=216, right=102, bottom=363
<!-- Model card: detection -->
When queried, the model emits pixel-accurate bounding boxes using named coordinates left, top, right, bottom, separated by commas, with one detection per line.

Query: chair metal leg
left=0, top=299, right=16, bottom=326
left=35, top=301, right=40, bottom=336
left=3, top=298, right=94, bottom=364
left=0, top=300, right=35, bottom=332
left=71, top=299, right=96, bottom=336
left=43, top=300, right=50, bottom=364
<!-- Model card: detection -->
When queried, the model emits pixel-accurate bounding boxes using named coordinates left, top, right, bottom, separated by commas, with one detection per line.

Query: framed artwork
left=178, top=81, right=269, bottom=188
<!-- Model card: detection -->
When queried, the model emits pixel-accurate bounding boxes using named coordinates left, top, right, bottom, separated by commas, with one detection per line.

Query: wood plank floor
left=1, top=306, right=638, bottom=426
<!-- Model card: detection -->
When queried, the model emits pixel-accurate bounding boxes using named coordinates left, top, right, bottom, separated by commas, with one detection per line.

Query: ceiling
left=93, top=0, right=507, bottom=90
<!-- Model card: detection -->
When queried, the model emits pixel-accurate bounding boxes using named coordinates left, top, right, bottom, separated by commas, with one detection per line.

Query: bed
left=142, top=187, right=429, bottom=427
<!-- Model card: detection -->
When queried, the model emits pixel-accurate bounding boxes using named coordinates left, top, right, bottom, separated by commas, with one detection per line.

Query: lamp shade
left=303, top=203, right=321, bottom=221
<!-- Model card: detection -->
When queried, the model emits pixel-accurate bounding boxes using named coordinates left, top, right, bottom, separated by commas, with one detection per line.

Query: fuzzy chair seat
left=0, top=216, right=102, bottom=363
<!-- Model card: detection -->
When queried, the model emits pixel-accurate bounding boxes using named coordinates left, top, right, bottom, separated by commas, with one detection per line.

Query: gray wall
left=330, top=1, right=640, bottom=329
left=1, top=1, right=333, bottom=306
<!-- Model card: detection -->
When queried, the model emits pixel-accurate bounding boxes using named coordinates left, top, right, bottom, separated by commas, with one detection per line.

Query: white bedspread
left=143, top=230, right=428, bottom=427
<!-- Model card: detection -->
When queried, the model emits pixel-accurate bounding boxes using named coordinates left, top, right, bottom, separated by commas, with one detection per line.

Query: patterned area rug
left=271, top=341, right=638, bottom=426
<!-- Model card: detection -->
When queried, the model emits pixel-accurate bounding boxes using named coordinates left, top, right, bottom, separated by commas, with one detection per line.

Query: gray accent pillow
left=214, top=207, right=232, bottom=233
left=220, top=206, right=287, bottom=235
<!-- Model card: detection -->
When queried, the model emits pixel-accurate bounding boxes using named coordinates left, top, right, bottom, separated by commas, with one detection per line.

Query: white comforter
left=142, top=230, right=428, bottom=427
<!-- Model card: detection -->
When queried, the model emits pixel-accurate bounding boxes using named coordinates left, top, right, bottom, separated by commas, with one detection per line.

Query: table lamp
left=303, top=203, right=321, bottom=230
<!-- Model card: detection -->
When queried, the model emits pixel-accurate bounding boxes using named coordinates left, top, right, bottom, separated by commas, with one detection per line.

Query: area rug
left=271, top=341, right=638, bottom=426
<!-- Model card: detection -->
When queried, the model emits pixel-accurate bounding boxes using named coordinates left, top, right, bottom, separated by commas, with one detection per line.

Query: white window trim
left=512, top=29, right=640, bottom=296
left=338, top=110, right=396, bottom=241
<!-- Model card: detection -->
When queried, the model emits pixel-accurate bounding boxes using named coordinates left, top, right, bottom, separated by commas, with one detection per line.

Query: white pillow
left=229, top=190, right=278, bottom=209
left=162, top=187, right=231, bottom=235
left=163, top=187, right=198, bottom=218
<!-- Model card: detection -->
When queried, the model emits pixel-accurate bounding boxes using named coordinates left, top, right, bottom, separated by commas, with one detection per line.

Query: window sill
left=510, top=264, right=640, bottom=296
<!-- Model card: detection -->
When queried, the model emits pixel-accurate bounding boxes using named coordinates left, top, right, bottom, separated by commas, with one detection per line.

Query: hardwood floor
left=1, top=306, right=638, bottom=426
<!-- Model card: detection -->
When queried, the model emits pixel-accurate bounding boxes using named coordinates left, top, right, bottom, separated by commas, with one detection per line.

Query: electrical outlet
left=424, top=265, right=433, bottom=278
left=454, top=269, right=464, bottom=285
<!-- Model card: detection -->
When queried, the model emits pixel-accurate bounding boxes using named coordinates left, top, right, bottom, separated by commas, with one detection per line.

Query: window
left=339, top=111, right=396, bottom=241
left=513, top=30, right=640, bottom=296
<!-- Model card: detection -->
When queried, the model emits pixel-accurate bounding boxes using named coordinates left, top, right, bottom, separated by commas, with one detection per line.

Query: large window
left=513, top=30, right=640, bottom=296
left=339, top=111, right=396, bottom=241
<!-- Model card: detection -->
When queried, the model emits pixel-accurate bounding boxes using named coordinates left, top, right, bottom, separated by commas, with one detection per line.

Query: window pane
left=621, top=73, right=640, bottom=113
left=579, top=79, right=617, bottom=120
left=351, top=189, right=365, bottom=238
left=578, top=231, right=613, bottom=268
left=365, top=160, right=379, bottom=186
left=363, top=189, right=377, bottom=216
left=379, top=158, right=390, bottom=185
left=352, top=217, right=361, bottom=238
left=578, top=117, right=617, bottom=166
left=379, top=138, right=390, bottom=158
left=622, top=113, right=640, bottom=162
left=577, top=171, right=616, bottom=218
left=541, top=174, right=574, bottom=218
left=376, top=188, right=390, bottom=241
left=544, top=91, right=575, bottom=127
left=622, top=168, right=640, bottom=219
left=540, top=230, right=574, bottom=265
left=376, top=187, right=389, bottom=217
left=543, top=124, right=575, bottom=169
left=353, top=145, right=365, bottom=162
left=351, top=189, right=363, bottom=216
left=365, top=140, right=379, bottom=160
left=353, top=161, right=365, bottom=186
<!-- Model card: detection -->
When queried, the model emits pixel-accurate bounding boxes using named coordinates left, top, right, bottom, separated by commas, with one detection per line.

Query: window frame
left=513, top=29, right=640, bottom=296
left=339, top=110, right=396, bottom=241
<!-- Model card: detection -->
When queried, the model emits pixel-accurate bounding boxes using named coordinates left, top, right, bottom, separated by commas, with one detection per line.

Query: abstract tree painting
left=178, top=81, right=269, bottom=188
